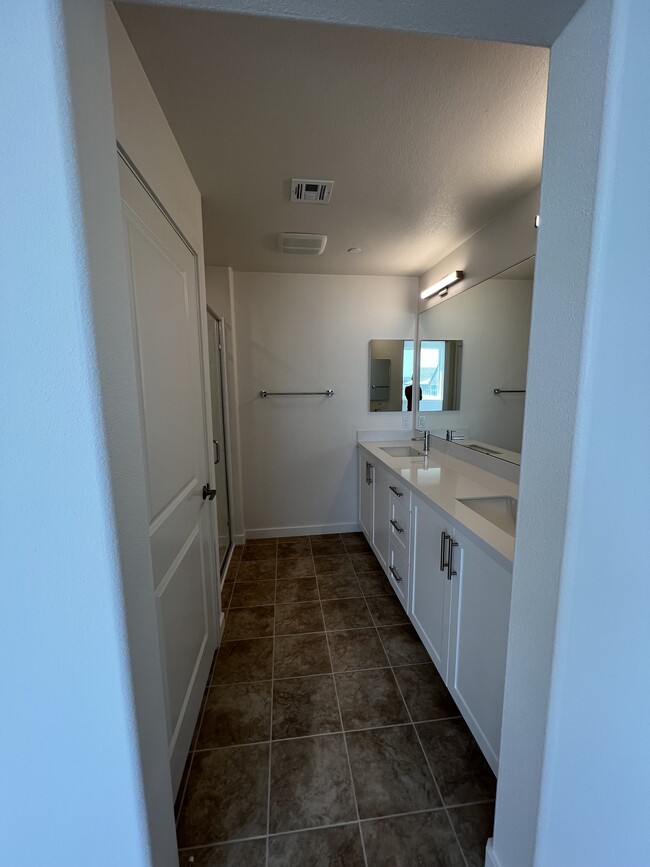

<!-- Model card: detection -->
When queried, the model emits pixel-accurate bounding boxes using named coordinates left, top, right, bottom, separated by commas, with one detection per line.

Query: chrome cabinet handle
left=389, top=565, right=403, bottom=583
left=446, top=538, right=458, bottom=581
left=389, top=485, right=403, bottom=497
left=213, top=439, right=220, bottom=465
left=440, top=531, right=448, bottom=572
left=390, top=519, right=404, bottom=534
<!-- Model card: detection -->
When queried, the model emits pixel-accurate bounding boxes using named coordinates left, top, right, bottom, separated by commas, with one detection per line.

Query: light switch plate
left=418, top=414, right=426, bottom=427
left=401, top=414, right=411, bottom=429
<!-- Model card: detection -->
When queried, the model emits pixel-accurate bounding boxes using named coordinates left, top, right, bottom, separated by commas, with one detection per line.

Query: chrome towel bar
left=259, top=389, right=334, bottom=398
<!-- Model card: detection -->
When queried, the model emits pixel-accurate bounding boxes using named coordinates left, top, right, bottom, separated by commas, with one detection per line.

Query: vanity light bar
left=420, top=270, right=464, bottom=300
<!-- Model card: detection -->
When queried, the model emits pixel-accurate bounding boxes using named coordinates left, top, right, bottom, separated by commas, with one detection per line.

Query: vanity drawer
left=390, top=499, right=411, bottom=558
left=388, top=543, right=410, bottom=609
left=388, top=480, right=411, bottom=510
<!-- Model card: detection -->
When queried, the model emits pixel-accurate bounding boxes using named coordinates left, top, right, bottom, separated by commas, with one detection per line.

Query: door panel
left=119, top=157, right=218, bottom=793
left=129, top=228, right=202, bottom=517
left=410, top=497, right=452, bottom=682
left=448, top=529, right=512, bottom=774
left=158, top=529, right=208, bottom=738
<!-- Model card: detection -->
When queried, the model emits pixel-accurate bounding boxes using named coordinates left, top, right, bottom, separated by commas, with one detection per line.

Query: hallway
left=175, top=534, right=496, bottom=865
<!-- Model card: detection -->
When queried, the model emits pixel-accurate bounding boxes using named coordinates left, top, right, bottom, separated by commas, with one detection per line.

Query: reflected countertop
left=358, top=439, right=518, bottom=567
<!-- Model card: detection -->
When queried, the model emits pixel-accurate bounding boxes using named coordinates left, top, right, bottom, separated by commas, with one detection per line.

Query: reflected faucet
left=412, top=429, right=430, bottom=453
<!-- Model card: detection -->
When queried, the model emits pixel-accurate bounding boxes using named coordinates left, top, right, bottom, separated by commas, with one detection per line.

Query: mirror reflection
left=368, top=339, right=414, bottom=412
left=417, top=257, right=534, bottom=463
left=419, top=339, right=463, bottom=411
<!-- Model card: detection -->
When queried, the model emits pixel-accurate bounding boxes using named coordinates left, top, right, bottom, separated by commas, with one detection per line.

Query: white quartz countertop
left=358, top=439, right=518, bottom=566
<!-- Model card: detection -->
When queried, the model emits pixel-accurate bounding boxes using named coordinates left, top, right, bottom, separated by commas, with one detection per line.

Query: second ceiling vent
left=278, top=233, right=327, bottom=255
left=291, top=178, right=333, bottom=204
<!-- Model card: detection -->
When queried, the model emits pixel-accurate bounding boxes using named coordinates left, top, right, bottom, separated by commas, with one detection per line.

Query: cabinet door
left=358, top=455, right=374, bottom=541
left=409, top=496, right=453, bottom=682
left=372, top=464, right=390, bottom=573
left=447, top=528, right=512, bottom=774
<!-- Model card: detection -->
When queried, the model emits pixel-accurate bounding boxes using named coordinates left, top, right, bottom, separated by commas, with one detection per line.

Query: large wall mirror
left=417, top=257, right=535, bottom=463
left=368, top=339, right=415, bottom=412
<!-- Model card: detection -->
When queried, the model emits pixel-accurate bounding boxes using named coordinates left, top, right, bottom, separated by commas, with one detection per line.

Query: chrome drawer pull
left=389, top=485, right=403, bottom=497
left=390, top=519, right=404, bottom=535
left=389, top=565, right=403, bottom=583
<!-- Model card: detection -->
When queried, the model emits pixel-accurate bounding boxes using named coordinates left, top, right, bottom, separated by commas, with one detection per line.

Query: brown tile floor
left=176, top=534, right=496, bottom=866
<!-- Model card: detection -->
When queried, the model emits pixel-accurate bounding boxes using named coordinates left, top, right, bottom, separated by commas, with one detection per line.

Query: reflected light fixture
left=420, top=270, right=464, bottom=300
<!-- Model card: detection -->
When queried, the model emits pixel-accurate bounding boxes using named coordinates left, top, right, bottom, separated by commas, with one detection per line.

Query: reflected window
left=419, top=340, right=446, bottom=411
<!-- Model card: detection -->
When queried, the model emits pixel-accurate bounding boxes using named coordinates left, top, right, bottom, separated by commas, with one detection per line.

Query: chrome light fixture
left=420, top=270, right=464, bottom=301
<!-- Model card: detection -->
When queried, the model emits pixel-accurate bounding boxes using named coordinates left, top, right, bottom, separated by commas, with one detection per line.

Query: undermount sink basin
left=381, top=446, right=424, bottom=457
left=457, top=495, right=518, bottom=535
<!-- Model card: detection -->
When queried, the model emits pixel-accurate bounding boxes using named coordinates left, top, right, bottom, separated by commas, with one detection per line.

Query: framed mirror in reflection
left=417, top=257, right=535, bottom=464
left=368, top=339, right=415, bottom=412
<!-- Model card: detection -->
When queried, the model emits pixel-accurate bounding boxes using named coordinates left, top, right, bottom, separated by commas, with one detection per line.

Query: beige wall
left=233, top=271, right=417, bottom=535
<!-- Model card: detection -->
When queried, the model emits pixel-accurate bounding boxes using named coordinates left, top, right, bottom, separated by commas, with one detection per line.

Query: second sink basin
left=457, top=495, right=518, bottom=535
left=381, top=446, right=424, bottom=457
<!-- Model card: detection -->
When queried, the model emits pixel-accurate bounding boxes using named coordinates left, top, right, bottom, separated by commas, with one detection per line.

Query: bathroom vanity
left=358, top=440, right=517, bottom=774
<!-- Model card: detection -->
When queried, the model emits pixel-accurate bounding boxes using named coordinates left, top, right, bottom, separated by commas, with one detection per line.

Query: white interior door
left=119, top=157, right=219, bottom=794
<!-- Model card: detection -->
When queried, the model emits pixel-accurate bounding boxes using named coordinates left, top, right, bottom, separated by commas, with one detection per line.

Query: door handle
left=446, top=538, right=458, bottom=581
left=366, top=462, right=373, bottom=485
left=389, top=485, right=403, bottom=497
left=213, top=439, right=220, bottom=465
left=440, top=531, right=448, bottom=572
left=202, top=484, right=217, bottom=501
left=390, top=519, right=404, bottom=534
left=389, top=565, right=403, bottom=583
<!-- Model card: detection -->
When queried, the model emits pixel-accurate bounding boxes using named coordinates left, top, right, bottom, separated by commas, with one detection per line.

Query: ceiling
left=117, top=4, right=549, bottom=275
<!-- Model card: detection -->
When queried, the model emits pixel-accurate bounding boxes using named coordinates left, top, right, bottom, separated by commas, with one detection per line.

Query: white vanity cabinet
left=359, top=456, right=374, bottom=539
left=410, top=494, right=454, bottom=681
left=371, top=463, right=391, bottom=573
left=357, top=444, right=513, bottom=774
left=447, top=526, right=512, bottom=772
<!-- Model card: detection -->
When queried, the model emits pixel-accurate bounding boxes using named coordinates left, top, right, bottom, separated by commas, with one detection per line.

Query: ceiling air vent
left=291, top=179, right=333, bottom=204
left=278, top=232, right=327, bottom=255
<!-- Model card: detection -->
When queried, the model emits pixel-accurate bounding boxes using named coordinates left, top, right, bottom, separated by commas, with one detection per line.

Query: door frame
left=206, top=306, right=235, bottom=581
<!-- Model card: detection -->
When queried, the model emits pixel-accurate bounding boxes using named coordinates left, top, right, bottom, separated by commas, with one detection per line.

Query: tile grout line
left=375, top=618, right=471, bottom=867
left=191, top=709, right=466, bottom=752
left=178, top=799, right=496, bottom=855
left=179, top=799, right=494, bottom=852
left=265, top=544, right=278, bottom=867
left=317, top=543, right=370, bottom=867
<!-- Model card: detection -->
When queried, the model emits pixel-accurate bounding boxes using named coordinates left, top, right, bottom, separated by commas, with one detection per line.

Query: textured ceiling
left=117, top=4, right=549, bottom=275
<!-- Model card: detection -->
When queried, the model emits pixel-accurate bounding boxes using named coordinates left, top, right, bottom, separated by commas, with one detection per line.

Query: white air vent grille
left=291, top=179, right=333, bottom=204
left=278, top=232, right=327, bottom=255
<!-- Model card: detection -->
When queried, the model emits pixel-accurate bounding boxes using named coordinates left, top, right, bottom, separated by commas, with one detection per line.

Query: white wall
left=234, top=272, right=417, bottom=535
left=419, top=277, right=533, bottom=452
left=1, top=2, right=175, bottom=864
left=492, top=0, right=650, bottom=864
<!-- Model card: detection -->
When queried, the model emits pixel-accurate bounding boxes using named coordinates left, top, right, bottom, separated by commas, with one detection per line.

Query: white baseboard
left=484, top=839, right=504, bottom=867
left=245, top=522, right=361, bottom=540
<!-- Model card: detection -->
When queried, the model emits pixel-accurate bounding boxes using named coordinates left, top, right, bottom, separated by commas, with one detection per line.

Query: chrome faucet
left=412, top=429, right=430, bottom=452
left=446, top=429, right=465, bottom=442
